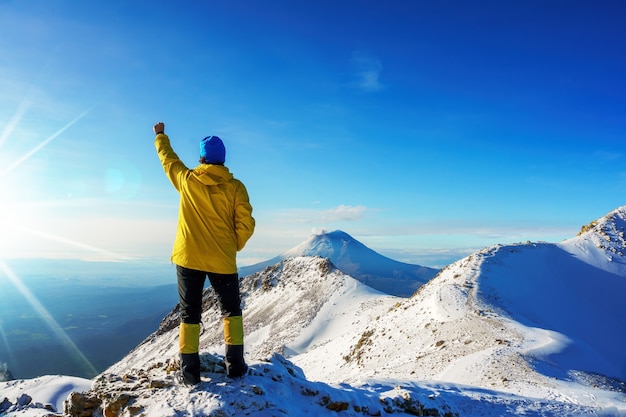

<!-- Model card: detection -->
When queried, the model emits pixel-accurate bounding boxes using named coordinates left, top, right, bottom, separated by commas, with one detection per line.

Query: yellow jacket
left=155, top=133, right=255, bottom=273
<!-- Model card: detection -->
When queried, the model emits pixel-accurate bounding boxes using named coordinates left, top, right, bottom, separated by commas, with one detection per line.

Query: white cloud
left=319, top=204, right=367, bottom=222
left=272, top=204, right=368, bottom=224
left=351, top=52, right=383, bottom=92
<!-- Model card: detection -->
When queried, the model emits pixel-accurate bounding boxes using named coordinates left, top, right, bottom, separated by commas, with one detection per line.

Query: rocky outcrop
left=0, top=393, right=55, bottom=415
left=62, top=353, right=455, bottom=417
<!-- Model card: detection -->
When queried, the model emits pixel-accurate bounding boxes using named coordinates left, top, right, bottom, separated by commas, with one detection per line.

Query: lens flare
left=11, top=223, right=133, bottom=261
left=0, top=318, right=16, bottom=373
left=0, top=99, right=30, bottom=149
left=0, top=260, right=98, bottom=376
left=0, top=105, right=95, bottom=178
left=0, top=101, right=125, bottom=377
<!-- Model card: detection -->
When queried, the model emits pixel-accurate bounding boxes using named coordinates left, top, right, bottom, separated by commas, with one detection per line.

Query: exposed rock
left=103, top=393, right=133, bottom=417
left=0, top=397, right=12, bottom=414
left=64, top=391, right=102, bottom=417
left=15, top=393, right=32, bottom=407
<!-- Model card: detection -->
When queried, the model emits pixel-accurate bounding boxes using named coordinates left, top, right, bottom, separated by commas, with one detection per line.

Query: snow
left=239, top=230, right=439, bottom=297
left=0, top=375, right=91, bottom=415
left=1, top=207, right=626, bottom=416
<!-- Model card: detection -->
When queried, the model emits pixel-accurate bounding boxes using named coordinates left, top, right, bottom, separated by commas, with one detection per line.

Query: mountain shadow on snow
left=239, top=230, right=438, bottom=297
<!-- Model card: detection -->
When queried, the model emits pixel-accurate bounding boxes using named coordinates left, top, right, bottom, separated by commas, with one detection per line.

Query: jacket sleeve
left=234, top=181, right=255, bottom=251
left=154, top=133, right=189, bottom=191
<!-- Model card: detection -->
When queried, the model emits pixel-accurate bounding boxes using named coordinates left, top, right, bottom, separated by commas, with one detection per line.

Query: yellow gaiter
left=223, top=316, right=244, bottom=345
left=179, top=323, right=201, bottom=354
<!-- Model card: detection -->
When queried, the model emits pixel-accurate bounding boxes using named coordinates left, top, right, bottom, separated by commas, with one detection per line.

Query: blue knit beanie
left=200, top=136, right=226, bottom=164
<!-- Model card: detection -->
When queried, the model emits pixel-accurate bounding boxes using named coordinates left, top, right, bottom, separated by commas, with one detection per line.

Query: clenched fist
left=153, top=122, right=165, bottom=135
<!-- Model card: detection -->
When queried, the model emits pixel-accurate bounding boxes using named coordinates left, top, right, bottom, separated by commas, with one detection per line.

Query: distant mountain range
left=239, top=230, right=439, bottom=297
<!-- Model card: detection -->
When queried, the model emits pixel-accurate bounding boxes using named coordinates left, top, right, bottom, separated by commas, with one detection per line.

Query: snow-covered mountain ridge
left=567, top=205, right=626, bottom=274
left=105, top=256, right=399, bottom=375
left=2, top=207, right=626, bottom=416
left=239, top=230, right=439, bottom=297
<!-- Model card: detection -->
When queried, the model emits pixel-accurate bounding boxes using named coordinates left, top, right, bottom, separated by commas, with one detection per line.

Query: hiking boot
left=227, top=362, right=248, bottom=379
left=225, top=344, right=248, bottom=378
left=180, top=353, right=201, bottom=385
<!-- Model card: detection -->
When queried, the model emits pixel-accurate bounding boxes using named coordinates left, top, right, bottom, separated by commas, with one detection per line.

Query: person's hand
left=153, top=122, right=165, bottom=135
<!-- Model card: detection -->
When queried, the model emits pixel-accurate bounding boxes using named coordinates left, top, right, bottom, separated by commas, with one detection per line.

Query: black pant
left=176, top=265, right=242, bottom=324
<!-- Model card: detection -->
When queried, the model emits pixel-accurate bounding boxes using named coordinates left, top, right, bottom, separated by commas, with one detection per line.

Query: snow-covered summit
left=239, top=230, right=439, bottom=297
left=560, top=205, right=626, bottom=275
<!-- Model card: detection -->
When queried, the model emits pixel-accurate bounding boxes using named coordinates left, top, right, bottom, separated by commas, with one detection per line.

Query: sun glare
left=0, top=319, right=15, bottom=371
left=0, top=106, right=94, bottom=178
left=0, top=102, right=130, bottom=260
left=0, top=259, right=98, bottom=376
left=0, top=105, right=103, bottom=374
left=0, top=102, right=137, bottom=378
left=0, top=170, right=34, bottom=257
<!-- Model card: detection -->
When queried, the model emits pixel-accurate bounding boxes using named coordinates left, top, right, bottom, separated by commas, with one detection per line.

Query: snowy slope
left=104, top=256, right=399, bottom=374
left=2, top=207, right=626, bottom=416
left=0, top=376, right=91, bottom=415
left=295, top=208, right=626, bottom=410
left=239, top=230, right=439, bottom=297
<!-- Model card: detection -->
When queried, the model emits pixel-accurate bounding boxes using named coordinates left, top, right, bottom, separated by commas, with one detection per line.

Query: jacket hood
left=192, top=164, right=234, bottom=186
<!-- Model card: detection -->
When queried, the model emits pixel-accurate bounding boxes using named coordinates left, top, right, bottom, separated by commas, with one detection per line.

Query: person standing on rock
left=153, top=121, right=255, bottom=384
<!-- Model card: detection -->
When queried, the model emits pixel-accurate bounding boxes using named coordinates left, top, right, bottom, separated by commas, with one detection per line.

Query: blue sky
left=0, top=0, right=624, bottom=268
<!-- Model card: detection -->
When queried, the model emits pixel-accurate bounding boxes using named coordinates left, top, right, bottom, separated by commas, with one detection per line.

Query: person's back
left=153, top=122, right=255, bottom=384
